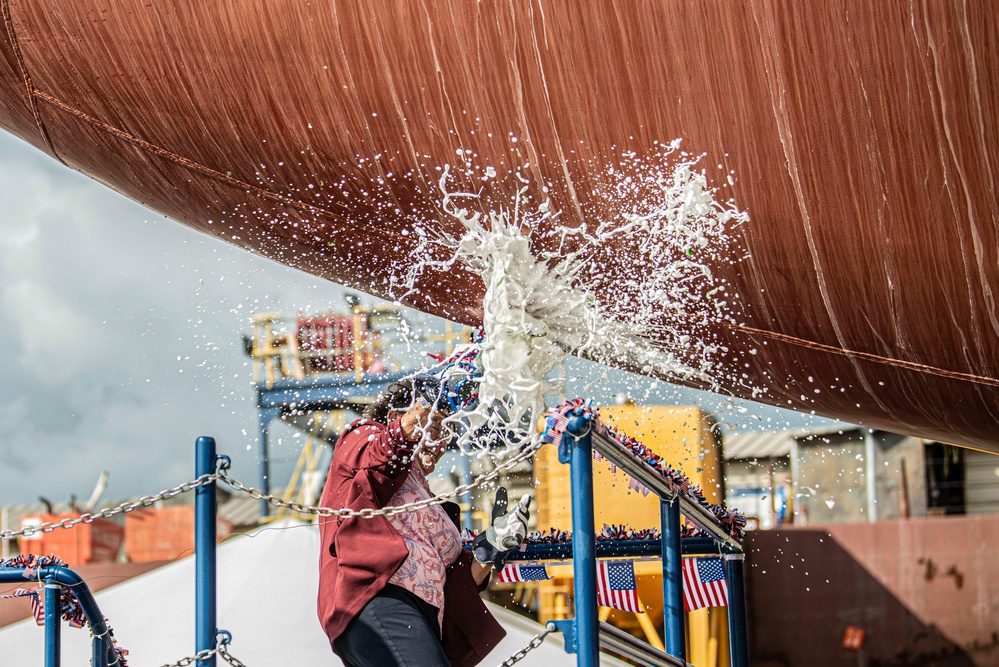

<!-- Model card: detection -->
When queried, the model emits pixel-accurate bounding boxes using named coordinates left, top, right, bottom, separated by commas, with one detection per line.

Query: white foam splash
left=401, top=141, right=748, bottom=453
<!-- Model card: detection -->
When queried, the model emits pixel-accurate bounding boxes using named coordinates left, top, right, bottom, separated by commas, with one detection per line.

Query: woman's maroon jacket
left=317, top=418, right=506, bottom=666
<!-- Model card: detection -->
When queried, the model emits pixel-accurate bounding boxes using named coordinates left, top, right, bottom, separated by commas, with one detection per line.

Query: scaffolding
left=246, top=307, right=471, bottom=517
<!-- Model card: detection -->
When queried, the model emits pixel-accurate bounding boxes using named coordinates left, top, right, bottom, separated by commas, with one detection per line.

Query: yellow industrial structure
left=532, top=404, right=731, bottom=667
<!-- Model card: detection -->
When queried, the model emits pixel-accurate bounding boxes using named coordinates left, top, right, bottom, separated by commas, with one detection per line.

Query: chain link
left=0, top=474, right=220, bottom=540
left=497, top=626, right=554, bottom=666
left=0, top=442, right=549, bottom=667
left=155, top=646, right=220, bottom=667
left=217, top=643, right=250, bottom=667
left=218, top=441, right=540, bottom=520
left=154, top=631, right=249, bottom=667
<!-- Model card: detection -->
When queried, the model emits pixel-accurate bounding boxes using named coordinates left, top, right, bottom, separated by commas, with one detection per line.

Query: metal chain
left=0, top=474, right=220, bottom=540
left=218, top=441, right=540, bottom=520
left=496, top=626, right=554, bottom=666
left=217, top=643, right=250, bottom=667
left=154, top=630, right=249, bottom=667
left=154, top=646, right=220, bottom=667
left=1, top=440, right=539, bottom=542
left=0, top=443, right=547, bottom=667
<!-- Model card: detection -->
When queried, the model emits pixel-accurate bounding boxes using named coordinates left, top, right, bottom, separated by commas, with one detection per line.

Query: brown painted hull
left=1, top=2, right=996, bottom=448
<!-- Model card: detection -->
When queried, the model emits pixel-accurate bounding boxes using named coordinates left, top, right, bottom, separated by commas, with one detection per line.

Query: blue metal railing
left=195, top=436, right=218, bottom=667
left=0, top=566, right=115, bottom=667
left=547, top=407, right=749, bottom=667
left=1, top=437, right=223, bottom=667
left=4, top=412, right=748, bottom=667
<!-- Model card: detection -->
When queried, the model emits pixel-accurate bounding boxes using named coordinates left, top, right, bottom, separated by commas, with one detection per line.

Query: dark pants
left=333, top=585, right=450, bottom=667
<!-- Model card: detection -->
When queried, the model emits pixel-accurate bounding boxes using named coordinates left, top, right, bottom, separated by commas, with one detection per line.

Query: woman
left=317, top=379, right=529, bottom=667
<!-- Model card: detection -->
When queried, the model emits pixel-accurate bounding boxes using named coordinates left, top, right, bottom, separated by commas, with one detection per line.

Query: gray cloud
left=0, top=132, right=363, bottom=504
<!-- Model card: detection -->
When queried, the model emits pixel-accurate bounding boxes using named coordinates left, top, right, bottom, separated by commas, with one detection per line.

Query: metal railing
left=0, top=566, right=117, bottom=667
left=545, top=408, right=749, bottom=667
left=2, top=412, right=749, bottom=667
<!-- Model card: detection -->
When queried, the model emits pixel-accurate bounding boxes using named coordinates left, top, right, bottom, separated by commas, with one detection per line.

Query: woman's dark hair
left=362, top=379, right=414, bottom=423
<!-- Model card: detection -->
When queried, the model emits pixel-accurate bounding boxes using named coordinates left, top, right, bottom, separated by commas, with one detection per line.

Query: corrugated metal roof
left=219, top=494, right=265, bottom=528
left=722, top=428, right=854, bottom=460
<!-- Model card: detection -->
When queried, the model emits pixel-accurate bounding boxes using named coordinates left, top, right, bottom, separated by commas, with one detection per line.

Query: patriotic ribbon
left=1, top=555, right=129, bottom=664
left=541, top=399, right=597, bottom=454
left=593, top=421, right=747, bottom=539
left=539, top=400, right=746, bottom=539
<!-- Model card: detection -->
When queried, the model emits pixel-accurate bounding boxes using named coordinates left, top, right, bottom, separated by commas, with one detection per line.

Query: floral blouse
left=386, top=463, right=462, bottom=630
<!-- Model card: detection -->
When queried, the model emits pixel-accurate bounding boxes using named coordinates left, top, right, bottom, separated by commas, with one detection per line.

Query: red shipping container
left=19, top=514, right=124, bottom=566
left=124, top=506, right=232, bottom=563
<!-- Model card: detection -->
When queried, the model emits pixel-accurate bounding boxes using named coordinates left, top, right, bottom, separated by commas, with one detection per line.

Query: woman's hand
left=471, top=559, right=493, bottom=586
left=399, top=401, right=443, bottom=442
left=472, top=488, right=532, bottom=567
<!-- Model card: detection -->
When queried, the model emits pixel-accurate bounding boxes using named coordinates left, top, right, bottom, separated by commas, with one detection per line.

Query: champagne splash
left=399, top=141, right=748, bottom=454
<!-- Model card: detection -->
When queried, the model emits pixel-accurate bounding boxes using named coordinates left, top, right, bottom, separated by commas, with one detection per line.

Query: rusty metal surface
left=746, top=517, right=999, bottom=666
left=0, top=2, right=996, bottom=448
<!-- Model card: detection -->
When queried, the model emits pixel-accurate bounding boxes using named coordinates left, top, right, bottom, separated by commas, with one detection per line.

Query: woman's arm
left=470, top=560, right=492, bottom=587
left=338, top=402, right=438, bottom=476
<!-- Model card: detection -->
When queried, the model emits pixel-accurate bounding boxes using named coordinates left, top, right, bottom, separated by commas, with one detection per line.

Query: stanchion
left=568, top=415, right=598, bottom=667
left=44, top=583, right=61, bottom=667
left=725, top=553, right=749, bottom=667
left=196, top=436, right=218, bottom=667
left=661, top=498, right=686, bottom=662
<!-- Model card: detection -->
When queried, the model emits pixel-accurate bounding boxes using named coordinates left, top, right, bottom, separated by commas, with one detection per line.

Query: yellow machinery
left=532, top=404, right=731, bottom=667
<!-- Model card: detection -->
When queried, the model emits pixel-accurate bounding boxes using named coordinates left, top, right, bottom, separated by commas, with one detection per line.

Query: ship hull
left=1, top=1, right=996, bottom=448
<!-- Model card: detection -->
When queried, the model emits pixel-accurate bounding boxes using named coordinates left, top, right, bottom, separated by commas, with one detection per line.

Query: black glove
left=472, top=487, right=531, bottom=569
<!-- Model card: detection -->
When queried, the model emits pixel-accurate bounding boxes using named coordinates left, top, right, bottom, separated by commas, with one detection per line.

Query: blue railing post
left=661, top=497, right=686, bottom=662
left=196, top=436, right=218, bottom=667
left=725, top=553, right=749, bottom=667
left=44, top=583, right=61, bottom=667
left=567, top=415, right=598, bottom=667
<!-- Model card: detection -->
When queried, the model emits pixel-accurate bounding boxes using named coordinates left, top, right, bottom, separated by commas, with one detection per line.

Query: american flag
left=682, top=557, right=729, bottom=611
left=596, top=561, right=643, bottom=613
left=544, top=411, right=571, bottom=448
left=0, top=589, right=43, bottom=625
left=627, top=476, right=650, bottom=496
left=496, top=564, right=552, bottom=584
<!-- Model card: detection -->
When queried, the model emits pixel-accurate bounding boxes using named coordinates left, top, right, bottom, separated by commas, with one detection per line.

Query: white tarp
left=0, top=520, right=628, bottom=666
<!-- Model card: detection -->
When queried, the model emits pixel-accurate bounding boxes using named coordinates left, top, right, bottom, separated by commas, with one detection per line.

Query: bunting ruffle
left=1, top=554, right=129, bottom=665
left=540, top=400, right=747, bottom=540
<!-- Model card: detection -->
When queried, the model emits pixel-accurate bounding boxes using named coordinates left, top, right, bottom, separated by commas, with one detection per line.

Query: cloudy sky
left=0, top=130, right=843, bottom=508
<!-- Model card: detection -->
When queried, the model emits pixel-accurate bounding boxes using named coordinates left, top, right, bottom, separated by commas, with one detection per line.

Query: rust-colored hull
left=1, top=2, right=996, bottom=448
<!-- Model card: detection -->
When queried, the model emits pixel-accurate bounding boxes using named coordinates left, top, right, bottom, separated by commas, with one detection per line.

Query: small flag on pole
left=0, top=589, right=43, bottom=625
left=596, top=560, right=643, bottom=613
left=496, top=563, right=552, bottom=584
left=682, top=557, right=729, bottom=611
left=544, top=412, right=571, bottom=448
left=627, top=476, right=650, bottom=496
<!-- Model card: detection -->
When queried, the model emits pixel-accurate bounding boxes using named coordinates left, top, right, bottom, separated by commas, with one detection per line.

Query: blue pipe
left=567, top=414, right=598, bottom=667
left=196, top=436, right=218, bottom=667
left=0, top=567, right=112, bottom=666
left=44, top=583, right=61, bottom=667
left=661, top=498, right=686, bottom=662
left=725, top=554, right=749, bottom=667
